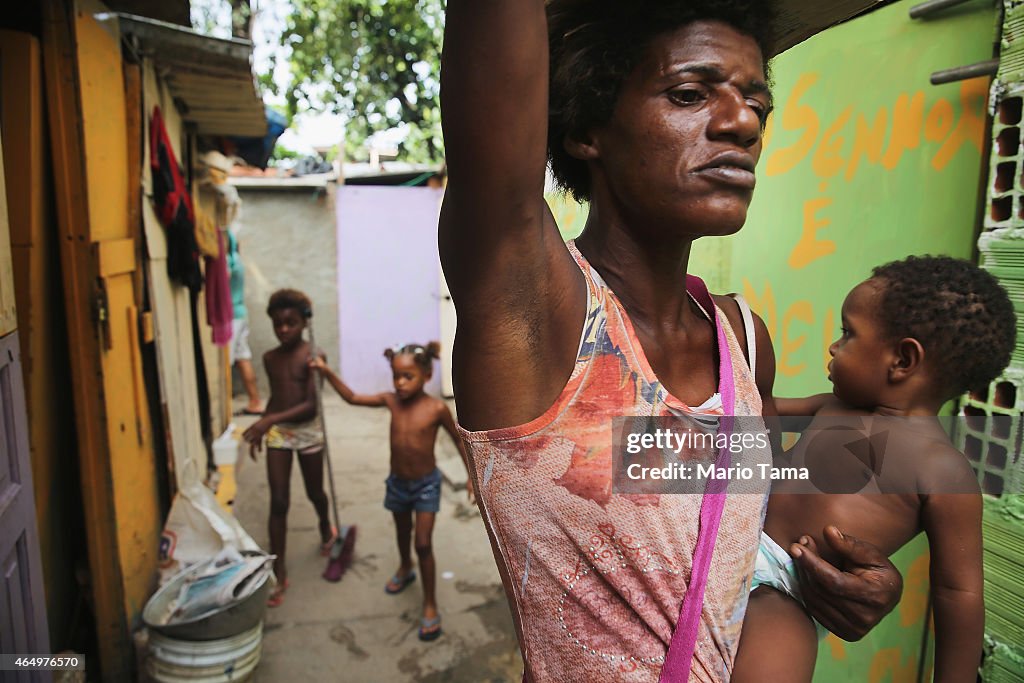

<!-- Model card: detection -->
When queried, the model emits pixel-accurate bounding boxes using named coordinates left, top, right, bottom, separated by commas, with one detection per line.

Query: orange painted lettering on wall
left=762, top=76, right=988, bottom=181
left=812, top=106, right=852, bottom=178
left=778, top=300, right=813, bottom=377
left=788, top=197, right=835, bottom=269
left=741, top=284, right=841, bottom=379
left=824, top=633, right=847, bottom=662
left=898, top=552, right=931, bottom=628
left=741, top=279, right=778, bottom=341
left=925, top=97, right=954, bottom=143
left=931, top=77, right=987, bottom=171
left=766, top=73, right=820, bottom=176
left=868, top=648, right=918, bottom=683
left=881, top=91, right=925, bottom=170
left=762, top=114, right=775, bottom=152
left=845, top=108, right=887, bottom=181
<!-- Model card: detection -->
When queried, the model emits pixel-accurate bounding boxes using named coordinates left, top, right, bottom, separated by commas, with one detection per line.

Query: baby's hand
left=467, top=478, right=477, bottom=506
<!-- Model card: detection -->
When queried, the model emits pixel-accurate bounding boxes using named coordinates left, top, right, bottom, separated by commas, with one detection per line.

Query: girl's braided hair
left=384, top=341, right=442, bottom=374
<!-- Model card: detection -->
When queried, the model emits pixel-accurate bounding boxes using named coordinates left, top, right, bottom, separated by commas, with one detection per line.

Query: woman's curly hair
left=547, top=0, right=776, bottom=203
left=871, top=255, right=1016, bottom=396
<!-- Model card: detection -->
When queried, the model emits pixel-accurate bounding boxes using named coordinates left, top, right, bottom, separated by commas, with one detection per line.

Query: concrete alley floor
left=230, top=394, right=523, bottom=682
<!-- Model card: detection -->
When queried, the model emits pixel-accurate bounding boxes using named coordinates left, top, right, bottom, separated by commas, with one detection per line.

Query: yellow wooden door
left=42, top=0, right=163, bottom=678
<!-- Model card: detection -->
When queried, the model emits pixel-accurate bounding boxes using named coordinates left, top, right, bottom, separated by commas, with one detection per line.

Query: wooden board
left=141, top=57, right=210, bottom=489
left=1, top=28, right=80, bottom=648
left=0, top=130, right=16, bottom=337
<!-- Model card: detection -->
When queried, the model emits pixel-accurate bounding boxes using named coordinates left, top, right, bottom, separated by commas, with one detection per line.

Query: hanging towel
left=205, top=230, right=233, bottom=346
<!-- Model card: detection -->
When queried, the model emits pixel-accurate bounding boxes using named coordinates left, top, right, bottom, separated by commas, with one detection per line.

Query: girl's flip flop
left=267, top=578, right=289, bottom=608
left=384, top=571, right=416, bottom=594
left=418, top=615, right=442, bottom=642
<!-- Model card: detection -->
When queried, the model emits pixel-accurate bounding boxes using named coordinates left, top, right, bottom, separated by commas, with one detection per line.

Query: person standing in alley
left=244, top=289, right=336, bottom=607
left=439, top=1, right=905, bottom=679
left=227, top=226, right=264, bottom=416
left=310, top=342, right=475, bottom=641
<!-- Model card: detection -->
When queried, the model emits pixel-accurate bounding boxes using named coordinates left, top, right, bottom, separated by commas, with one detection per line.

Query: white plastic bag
left=158, top=480, right=260, bottom=585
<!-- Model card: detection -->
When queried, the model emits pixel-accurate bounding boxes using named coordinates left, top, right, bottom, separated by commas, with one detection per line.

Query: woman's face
left=584, top=20, right=770, bottom=239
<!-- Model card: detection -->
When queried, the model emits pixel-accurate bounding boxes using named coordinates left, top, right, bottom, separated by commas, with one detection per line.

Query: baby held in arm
left=732, top=256, right=1016, bottom=683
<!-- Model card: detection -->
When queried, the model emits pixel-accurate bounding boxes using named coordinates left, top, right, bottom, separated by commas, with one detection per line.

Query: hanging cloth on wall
left=150, top=106, right=202, bottom=292
left=193, top=202, right=221, bottom=259
left=205, top=230, right=233, bottom=346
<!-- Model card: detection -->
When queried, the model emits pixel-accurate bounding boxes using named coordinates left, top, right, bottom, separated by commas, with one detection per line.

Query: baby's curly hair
left=384, top=341, right=442, bottom=374
left=266, top=288, right=312, bottom=317
left=870, top=256, right=1016, bottom=397
left=547, top=0, right=776, bottom=203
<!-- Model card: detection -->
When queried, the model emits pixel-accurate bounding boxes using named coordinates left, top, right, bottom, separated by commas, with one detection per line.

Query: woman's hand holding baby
left=792, top=526, right=903, bottom=641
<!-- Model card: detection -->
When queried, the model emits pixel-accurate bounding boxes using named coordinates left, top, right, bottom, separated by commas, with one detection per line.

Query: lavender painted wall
left=337, top=185, right=444, bottom=395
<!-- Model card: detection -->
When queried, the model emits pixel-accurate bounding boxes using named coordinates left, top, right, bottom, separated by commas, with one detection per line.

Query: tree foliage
left=276, top=0, right=445, bottom=162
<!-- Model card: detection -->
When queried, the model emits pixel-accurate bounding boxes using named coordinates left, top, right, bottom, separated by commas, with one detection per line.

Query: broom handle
left=306, top=311, right=342, bottom=532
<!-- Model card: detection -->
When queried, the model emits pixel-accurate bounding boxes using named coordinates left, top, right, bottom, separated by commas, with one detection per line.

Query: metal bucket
left=143, top=552, right=272, bottom=641
left=147, top=622, right=262, bottom=683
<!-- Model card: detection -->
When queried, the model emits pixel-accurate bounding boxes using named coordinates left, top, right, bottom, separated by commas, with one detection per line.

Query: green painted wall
left=697, top=1, right=996, bottom=680
left=549, top=0, right=998, bottom=679
left=695, top=0, right=995, bottom=397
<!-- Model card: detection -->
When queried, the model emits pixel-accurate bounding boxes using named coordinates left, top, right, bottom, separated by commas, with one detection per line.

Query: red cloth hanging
left=205, top=230, right=233, bottom=346
left=150, top=106, right=202, bottom=292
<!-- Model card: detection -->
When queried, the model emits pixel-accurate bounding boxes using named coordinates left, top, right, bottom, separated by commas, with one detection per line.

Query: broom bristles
left=322, top=525, right=357, bottom=582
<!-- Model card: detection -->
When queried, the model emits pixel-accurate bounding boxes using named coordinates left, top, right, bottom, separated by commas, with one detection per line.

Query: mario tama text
left=626, top=460, right=806, bottom=482
left=612, top=416, right=780, bottom=495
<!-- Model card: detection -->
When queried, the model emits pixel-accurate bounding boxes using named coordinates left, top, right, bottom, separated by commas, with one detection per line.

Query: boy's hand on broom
left=308, top=356, right=328, bottom=373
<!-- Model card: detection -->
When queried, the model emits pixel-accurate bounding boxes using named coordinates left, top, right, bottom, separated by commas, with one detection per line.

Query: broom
left=303, top=305, right=356, bottom=582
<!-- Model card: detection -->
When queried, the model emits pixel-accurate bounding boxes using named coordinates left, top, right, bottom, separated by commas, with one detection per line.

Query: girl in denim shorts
left=311, top=341, right=474, bottom=641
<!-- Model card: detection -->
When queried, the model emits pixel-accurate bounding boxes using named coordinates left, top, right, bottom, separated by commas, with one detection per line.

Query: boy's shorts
left=265, top=419, right=323, bottom=455
left=384, top=468, right=442, bottom=513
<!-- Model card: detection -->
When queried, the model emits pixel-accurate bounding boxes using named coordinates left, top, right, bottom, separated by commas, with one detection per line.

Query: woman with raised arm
left=439, top=1, right=902, bottom=680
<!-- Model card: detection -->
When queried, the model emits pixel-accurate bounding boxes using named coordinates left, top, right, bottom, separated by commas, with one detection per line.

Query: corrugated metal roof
left=116, top=13, right=267, bottom=137
left=105, top=0, right=190, bottom=28
left=773, top=0, right=893, bottom=55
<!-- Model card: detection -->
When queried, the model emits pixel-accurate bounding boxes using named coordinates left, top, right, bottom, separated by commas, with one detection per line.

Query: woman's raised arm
left=439, top=1, right=586, bottom=431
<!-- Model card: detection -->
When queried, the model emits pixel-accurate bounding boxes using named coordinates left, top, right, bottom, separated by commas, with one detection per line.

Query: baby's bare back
left=387, top=393, right=445, bottom=480
left=765, top=404, right=963, bottom=565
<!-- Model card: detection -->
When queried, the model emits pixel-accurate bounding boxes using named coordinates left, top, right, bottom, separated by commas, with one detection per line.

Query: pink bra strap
left=659, top=276, right=736, bottom=682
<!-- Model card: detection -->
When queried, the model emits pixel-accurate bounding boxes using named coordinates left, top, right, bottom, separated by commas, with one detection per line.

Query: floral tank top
left=458, top=242, right=770, bottom=682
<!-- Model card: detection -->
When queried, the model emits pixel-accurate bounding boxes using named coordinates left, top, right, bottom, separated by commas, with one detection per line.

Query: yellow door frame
left=42, top=0, right=163, bottom=677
